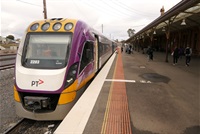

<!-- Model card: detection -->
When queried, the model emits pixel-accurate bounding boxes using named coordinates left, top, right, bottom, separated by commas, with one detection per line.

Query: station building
left=126, top=0, right=200, bottom=62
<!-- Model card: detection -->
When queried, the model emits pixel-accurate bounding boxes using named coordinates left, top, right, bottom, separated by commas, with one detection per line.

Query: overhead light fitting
left=153, top=31, right=156, bottom=34
left=181, top=19, right=186, bottom=25
left=162, top=27, right=166, bottom=32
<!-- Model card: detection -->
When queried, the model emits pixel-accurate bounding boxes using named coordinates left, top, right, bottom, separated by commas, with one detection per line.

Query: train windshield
left=22, top=33, right=72, bottom=69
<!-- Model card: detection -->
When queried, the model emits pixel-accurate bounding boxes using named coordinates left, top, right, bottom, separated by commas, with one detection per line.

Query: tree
left=6, top=35, right=15, bottom=40
left=127, top=29, right=135, bottom=37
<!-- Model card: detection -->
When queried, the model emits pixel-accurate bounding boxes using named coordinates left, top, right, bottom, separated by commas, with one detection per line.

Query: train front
left=14, top=18, right=78, bottom=120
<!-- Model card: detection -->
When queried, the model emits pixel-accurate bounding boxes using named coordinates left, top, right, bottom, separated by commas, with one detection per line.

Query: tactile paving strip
left=101, top=49, right=132, bottom=134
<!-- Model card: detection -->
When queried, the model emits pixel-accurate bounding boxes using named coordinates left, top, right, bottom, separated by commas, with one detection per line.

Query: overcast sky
left=1, top=0, right=181, bottom=41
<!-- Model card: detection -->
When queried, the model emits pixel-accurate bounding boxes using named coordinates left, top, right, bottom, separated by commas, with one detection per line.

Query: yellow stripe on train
left=14, top=86, right=20, bottom=102
left=58, top=72, right=95, bottom=104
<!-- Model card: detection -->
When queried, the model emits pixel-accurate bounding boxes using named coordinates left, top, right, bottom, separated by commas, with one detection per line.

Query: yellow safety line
left=101, top=53, right=118, bottom=134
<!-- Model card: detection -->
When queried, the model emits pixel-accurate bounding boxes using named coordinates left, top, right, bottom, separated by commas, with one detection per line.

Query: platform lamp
left=162, top=27, right=166, bottom=32
left=181, top=19, right=186, bottom=25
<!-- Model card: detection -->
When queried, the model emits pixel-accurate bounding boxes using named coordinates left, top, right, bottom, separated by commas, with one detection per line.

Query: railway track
left=1, top=53, right=61, bottom=134
left=0, top=63, right=15, bottom=70
left=4, top=118, right=61, bottom=134
left=0, top=53, right=16, bottom=70
left=0, top=53, right=16, bottom=60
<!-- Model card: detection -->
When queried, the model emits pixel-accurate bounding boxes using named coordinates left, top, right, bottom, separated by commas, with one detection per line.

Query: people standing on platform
left=178, top=47, right=184, bottom=60
left=125, top=45, right=133, bottom=54
left=147, top=46, right=153, bottom=61
left=115, top=47, right=118, bottom=54
left=172, top=46, right=179, bottom=65
left=125, top=46, right=129, bottom=53
left=185, top=46, right=192, bottom=66
left=129, top=45, right=132, bottom=54
left=130, top=46, right=134, bottom=54
left=121, top=46, right=123, bottom=53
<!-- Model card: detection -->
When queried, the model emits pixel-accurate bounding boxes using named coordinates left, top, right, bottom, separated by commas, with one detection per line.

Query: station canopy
left=126, top=0, right=200, bottom=43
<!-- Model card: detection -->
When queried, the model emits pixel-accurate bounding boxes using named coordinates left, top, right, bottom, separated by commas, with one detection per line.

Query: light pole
left=43, top=0, right=47, bottom=19
left=102, top=24, right=103, bottom=33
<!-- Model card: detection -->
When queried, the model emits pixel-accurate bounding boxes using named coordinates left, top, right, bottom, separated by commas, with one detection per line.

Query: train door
left=112, top=42, right=115, bottom=53
left=94, top=36, right=99, bottom=73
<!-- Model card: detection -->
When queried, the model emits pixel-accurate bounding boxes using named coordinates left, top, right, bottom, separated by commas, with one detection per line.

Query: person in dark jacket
left=172, top=46, right=179, bottom=65
left=185, top=46, right=192, bottom=66
left=147, top=46, right=153, bottom=61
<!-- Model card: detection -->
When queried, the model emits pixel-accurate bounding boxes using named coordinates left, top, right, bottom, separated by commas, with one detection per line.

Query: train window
left=80, top=41, right=94, bottom=72
left=99, top=42, right=103, bottom=57
left=98, top=42, right=111, bottom=57
left=22, top=33, right=72, bottom=69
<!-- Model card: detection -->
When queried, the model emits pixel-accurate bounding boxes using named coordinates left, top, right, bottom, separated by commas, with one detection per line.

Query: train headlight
left=30, top=23, right=39, bottom=31
left=53, top=22, right=62, bottom=31
left=42, top=100, right=49, bottom=108
left=41, top=22, right=50, bottom=31
left=65, top=63, right=78, bottom=88
left=64, top=23, right=73, bottom=31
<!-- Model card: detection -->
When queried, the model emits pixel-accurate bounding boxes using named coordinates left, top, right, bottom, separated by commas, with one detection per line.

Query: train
left=14, top=18, right=117, bottom=120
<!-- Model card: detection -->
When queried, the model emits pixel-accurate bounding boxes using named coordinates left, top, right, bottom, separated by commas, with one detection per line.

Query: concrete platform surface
left=56, top=50, right=200, bottom=134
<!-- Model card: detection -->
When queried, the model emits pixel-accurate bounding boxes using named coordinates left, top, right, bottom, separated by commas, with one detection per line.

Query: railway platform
left=55, top=49, right=200, bottom=134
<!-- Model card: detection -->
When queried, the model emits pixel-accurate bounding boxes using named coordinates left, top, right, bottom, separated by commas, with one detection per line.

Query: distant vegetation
left=6, top=35, right=15, bottom=40
left=0, top=43, right=18, bottom=54
left=0, top=43, right=18, bottom=48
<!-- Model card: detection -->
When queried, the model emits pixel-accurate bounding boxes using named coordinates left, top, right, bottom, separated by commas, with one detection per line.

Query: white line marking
left=147, top=81, right=152, bottom=83
left=139, top=66, right=146, bottom=68
left=105, top=79, right=136, bottom=83
left=54, top=53, right=116, bottom=134
left=140, top=80, right=152, bottom=83
left=140, top=80, right=146, bottom=83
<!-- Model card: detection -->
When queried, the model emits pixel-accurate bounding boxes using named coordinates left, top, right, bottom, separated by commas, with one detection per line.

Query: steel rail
left=0, top=64, right=15, bottom=70
left=3, top=118, right=61, bottom=134
left=0, top=57, right=16, bottom=62
left=3, top=118, right=26, bottom=134
left=0, top=53, right=16, bottom=56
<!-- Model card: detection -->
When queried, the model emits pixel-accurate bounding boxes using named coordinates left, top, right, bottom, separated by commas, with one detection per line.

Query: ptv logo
left=31, top=79, right=44, bottom=87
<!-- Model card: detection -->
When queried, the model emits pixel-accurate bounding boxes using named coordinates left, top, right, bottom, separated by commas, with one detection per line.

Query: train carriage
left=14, top=18, right=116, bottom=120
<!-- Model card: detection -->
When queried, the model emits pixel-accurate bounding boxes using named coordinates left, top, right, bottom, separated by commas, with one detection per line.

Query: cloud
left=1, top=0, right=181, bottom=41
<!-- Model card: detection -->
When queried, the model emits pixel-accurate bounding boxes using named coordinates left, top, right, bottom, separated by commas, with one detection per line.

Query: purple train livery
left=14, top=18, right=117, bottom=120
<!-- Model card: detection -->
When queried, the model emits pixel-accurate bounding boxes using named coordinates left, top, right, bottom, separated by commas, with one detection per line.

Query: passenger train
left=14, top=18, right=117, bottom=120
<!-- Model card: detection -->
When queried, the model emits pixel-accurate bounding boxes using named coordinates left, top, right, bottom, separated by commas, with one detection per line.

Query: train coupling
left=24, top=96, right=50, bottom=110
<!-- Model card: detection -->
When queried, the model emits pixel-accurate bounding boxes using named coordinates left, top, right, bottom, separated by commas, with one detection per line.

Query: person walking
left=178, top=47, right=184, bottom=60
left=147, top=46, right=153, bottom=61
left=172, top=46, right=179, bottom=65
left=129, top=45, right=134, bottom=54
left=121, top=46, right=123, bottom=53
left=185, top=46, right=192, bottom=66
